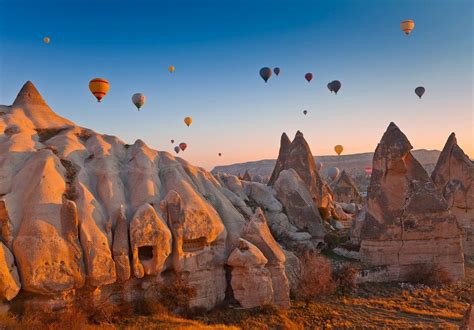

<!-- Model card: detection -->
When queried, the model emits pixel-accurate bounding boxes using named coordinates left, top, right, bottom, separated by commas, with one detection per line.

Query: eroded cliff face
left=359, top=123, right=464, bottom=282
left=431, top=133, right=474, bottom=257
left=0, top=82, right=291, bottom=309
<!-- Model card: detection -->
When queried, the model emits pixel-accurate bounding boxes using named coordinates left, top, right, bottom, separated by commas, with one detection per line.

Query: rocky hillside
left=0, top=81, right=344, bottom=310
left=213, top=150, right=441, bottom=180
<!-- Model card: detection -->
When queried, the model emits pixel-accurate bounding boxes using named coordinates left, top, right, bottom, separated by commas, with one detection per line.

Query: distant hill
left=212, top=149, right=441, bottom=192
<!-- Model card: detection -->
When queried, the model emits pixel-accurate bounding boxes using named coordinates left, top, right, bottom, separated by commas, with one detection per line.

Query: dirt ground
left=1, top=264, right=472, bottom=329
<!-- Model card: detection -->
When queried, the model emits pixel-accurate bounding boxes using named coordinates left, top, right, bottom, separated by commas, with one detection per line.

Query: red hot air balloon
left=305, top=73, right=313, bottom=82
left=364, top=167, right=372, bottom=177
left=179, top=142, right=187, bottom=151
left=174, top=146, right=180, bottom=154
left=259, top=67, right=272, bottom=83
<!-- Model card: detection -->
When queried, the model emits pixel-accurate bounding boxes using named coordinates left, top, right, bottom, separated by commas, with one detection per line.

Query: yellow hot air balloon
left=89, top=78, right=110, bottom=102
left=184, top=116, right=192, bottom=127
left=43, top=37, right=50, bottom=44
left=169, top=65, right=175, bottom=73
left=334, top=145, right=343, bottom=155
left=400, top=20, right=415, bottom=35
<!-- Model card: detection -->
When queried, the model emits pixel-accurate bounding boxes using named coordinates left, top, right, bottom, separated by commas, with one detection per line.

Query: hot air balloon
left=179, top=142, right=187, bottom=151
left=316, top=162, right=323, bottom=171
left=303, top=110, right=308, bottom=115
left=218, top=153, right=222, bottom=157
left=400, top=19, right=415, bottom=35
left=184, top=117, right=192, bottom=127
left=43, top=37, right=50, bottom=44
left=327, top=80, right=342, bottom=94
left=132, top=93, right=146, bottom=111
left=169, top=65, right=175, bottom=73
left=328, top=167, right=340, bottom=181
left=415, top=86, right=425, bottom=99
left=273, top=67, right=280, bottom=76
left=174, top=146, right=180, bottom=154
left=305, top=73, right=313, bottom=82
left=171, top=139, right=175, bottom=144
left=260, top=67, right=272, bottom=83
left=334, top=145, right=343, bottom=155
left=89, top=78, right=110, bottom=102
left=364, top=167, right=372, bottom=177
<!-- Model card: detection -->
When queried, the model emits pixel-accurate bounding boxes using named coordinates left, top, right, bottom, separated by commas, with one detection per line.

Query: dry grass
left=1, top=265, right=472, bottom=329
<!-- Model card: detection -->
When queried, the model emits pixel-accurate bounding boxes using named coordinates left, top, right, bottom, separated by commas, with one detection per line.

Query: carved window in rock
left=182, top=237, right=208, bottom=252
left=138, top=246, right=154, bottom=260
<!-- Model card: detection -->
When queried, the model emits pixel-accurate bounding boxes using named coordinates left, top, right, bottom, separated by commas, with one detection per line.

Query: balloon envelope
left=179, top=142, right=187, bottom=151
left=260, top=67, right=272, bottom=82
left=415, top=86, right=425, bottom=98
left=365, top=167, right=373, bottom=176
left=174, top=146, right=180, bottom=154
left=303, top=110, right=308, bottom=115
left=305, top=73, right=313, bottom=82
left=218, top=153, right=222, bottom=156
left=132, top=93, right=146, bottom=110
left=169, top=65, right=175, bottom=73
left=89, top=78, right=110, bottom=102
left=171, top=139, right=174, bottom=144
left=43, top=37, right=50, bottom=44
left=328, top=80, right=342, bottom=94
left=273, top=67, right=280, bottom=76
left=328, top=167, right=340, bottom=181
left=400, top=20, right=415, bottom=35
left=334, top=145, right=343, bottom=155
left=184, top=117, right=192, bottom=127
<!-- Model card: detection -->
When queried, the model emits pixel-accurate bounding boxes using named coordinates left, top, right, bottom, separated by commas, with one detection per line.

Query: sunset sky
left=0, top=0, right=472, bottom=170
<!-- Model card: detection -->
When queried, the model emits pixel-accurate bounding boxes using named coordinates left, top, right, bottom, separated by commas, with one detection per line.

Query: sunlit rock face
left=431, top=133, right=474, bottom=257
left=268, top=131, right=337, bottom=220
left=0, top=81, right=290, bottom=309
left=359, top=123, right=464, bottom=282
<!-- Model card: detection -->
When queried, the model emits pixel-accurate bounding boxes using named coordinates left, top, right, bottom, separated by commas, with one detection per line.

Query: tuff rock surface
left=359, top=123, right=464, bottom=282
left=267, top=131, right=337, bottom=220
left=431, top=133, right=474, bottom=257
left=332, top=170, right=362, bottom=204
left=0, top=82, right=288, bottom=309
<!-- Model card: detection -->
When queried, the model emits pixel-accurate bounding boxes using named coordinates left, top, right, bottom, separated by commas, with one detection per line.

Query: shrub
left=295, top=250, right=336, bottom=304
left=406, top=264, right=453, bottom=287
left=332, top=264, right=358, bottom=295
left=150, top=275, right=197, bottom=314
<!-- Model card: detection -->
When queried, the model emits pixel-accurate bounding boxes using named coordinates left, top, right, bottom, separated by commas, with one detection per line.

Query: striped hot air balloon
left=89, top=78, right=110, bottom=102
left=400, top=20, right=415, bottom=35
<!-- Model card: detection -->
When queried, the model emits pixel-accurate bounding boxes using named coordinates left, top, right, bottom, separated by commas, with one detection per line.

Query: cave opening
left=138, top=246, right=154, bottom=260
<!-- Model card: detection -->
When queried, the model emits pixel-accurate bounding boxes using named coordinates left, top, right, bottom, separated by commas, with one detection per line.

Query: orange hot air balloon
left=400, top=20, right=415, bottom=35
left=179, top=142, right=187, bottom=151
left=43, top=37, right=51, bottom=44
left=89, top=78, right=110, bottom=102
left=184, top=117, right=192, bottom=127
left=334, top=145, right=343, bottom=155
left=169, top=65, right=175, bottom=73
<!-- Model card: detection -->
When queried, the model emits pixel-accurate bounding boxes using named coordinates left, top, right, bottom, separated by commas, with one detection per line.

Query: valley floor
left=1, top=264, right=472, bottom=329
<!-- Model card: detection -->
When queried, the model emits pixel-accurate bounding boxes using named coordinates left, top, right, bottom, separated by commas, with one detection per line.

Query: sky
left=0, top=0, right=472, bottom=170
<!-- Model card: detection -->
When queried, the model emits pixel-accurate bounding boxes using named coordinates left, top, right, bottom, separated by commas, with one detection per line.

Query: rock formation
left=332, top=170, right=362, bottom=204
left=227, top=239, right=274, bottom=308
left=0, top=82, right=290, bottom=309
left=431, top=133, right=474, bottom=257
left=267, top=131, right=336, bottom=219
left=359, top=123, right=464, bottom=282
